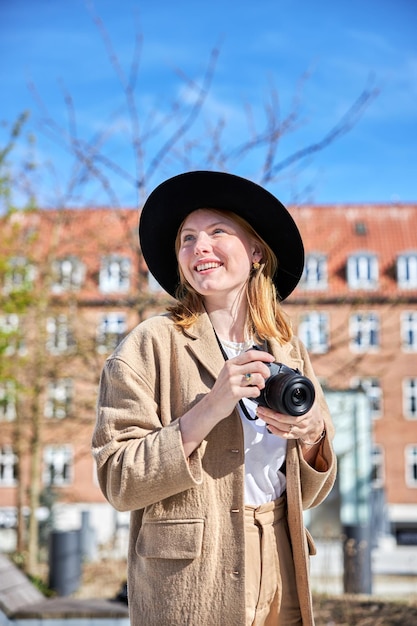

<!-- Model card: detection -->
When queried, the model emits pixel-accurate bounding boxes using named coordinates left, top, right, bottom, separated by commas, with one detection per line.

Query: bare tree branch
left=260, top=78, right=380, bottom=185
left=25, top=10, right=379, bottom=209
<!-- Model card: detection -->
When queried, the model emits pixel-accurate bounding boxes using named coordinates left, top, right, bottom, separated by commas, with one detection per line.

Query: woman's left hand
left=256, top=402, right=325, bottom=446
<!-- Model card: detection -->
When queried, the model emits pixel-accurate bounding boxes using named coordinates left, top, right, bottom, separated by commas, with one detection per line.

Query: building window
left=300, top=254, right=327, bottom=290
left=347, top=253, right=378, bottom=290
left=3, top=256, right=36, bottom=293
left=51, top=257, right=85, bottom=293
left=44, top=379, right=73, bottom=419
left=405, top=445, right=417, bottom=488
left=99, top=256, right=131, bottom=293
left=401, top=311, right=417, bottom=352
left=46, top=315, right=75, bottom=354
left=97, top=313, right=127, bottom=354
left=43, top=445, right=73, bottom=486
left=0, top=445, right=17, bottom=486
left=349, top=312, right=380, bottom=352
left=0, top=381, right=16, bottom=422
left=403, top=378, right=417, bottom=419
left=397, top=252, right=417, bottom=289
left=0, top=314, right=25, bottom=356
left=351, top=377, right=382, bottom=419
left=371, top=444, right=385, bottom=488
left=298, top=312, right=329, bottom=354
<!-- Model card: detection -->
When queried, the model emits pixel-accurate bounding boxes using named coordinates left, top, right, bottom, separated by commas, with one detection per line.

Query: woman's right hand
left=206, top=349, right=275, bottom=420
left=179, top=349, right=274, bottom=457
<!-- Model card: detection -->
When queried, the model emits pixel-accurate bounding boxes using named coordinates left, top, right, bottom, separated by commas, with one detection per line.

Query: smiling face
left=177, top=209, right=262, bottom=306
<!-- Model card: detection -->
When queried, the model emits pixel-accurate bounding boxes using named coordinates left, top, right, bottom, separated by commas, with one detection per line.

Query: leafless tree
left=0, top=7, right=380, bottom=575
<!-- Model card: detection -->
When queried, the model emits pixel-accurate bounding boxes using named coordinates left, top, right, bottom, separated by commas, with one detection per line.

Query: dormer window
left=347, top=252, right=378, bottom=290
left=51, top=257, right=85, bottom=293
left=354, top=221, right=367, bottom=236
left=99, top=256, right=131, bottom=293
left=397, top=252, right=417, bottom=289
left=3, top=256, right=36, bottom=293
left=300, top=253, right=328, bottom=290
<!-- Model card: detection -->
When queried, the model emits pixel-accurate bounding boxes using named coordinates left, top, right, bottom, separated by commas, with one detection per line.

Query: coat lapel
left=268, top=338, right=303, bottom=370
left=183, top=312, right=226, bottom=380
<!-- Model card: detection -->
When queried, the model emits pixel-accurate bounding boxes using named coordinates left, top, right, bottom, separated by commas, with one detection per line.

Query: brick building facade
left=0, top=204, right=416, bottom=547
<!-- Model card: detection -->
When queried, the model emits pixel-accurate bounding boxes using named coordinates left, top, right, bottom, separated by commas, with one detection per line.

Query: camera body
left=252, top=347, right=315, bottom=416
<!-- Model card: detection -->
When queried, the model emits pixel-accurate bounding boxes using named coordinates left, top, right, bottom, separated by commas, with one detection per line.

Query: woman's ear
left=252, top=243, right=263, bottom=264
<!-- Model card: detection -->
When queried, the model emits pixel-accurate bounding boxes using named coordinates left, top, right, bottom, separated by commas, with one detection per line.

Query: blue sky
left=0, top=0, right=416, bottom=208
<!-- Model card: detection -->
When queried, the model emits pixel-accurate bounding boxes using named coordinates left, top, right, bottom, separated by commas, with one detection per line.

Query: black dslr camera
left=252, top=346, right=315, bottom=416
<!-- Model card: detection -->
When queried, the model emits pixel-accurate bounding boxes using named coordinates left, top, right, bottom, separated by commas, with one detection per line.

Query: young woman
left=92, top=171, right=336, bottom=626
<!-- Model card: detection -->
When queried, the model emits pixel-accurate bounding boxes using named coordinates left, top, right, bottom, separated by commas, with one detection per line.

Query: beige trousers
left=244, top=496, right=302, bottom=625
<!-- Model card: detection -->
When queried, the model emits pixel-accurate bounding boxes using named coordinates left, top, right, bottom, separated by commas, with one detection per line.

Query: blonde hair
left=167, top=209, right=293, bottom=344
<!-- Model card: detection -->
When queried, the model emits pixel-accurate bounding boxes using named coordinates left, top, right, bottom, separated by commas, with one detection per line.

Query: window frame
left=44, top=378, right=73, bottom=419
left=298, top=311, right=329, bottom=354
left=347, top=252, right=379, bottom=290
left=371, top=444, right=385, bottom=488
left=401, top=310, right=417, bottom=352
left=403, top=378, right=417, bottom=419
left=99, top=255, right=131, bottom=294
left=3, top=256, right=36, bottom=293
left=46, top=315, right=75, bottom=355
left=0, top=445, right=17, bottom=486
left=351, top=377, right=382, bottom=419
left=349, top=312, right=380, bottom=353
left=0, top=381, right=17, bottom=422
left=97, top=312, right=127, bottom=354
left=51, top=257, right=85, bottom=294
left=43, top=444, right=73, bottom=487
left=405, top=444, right=417, bottom=488
left=397, top=252, right=417, bottom=289
left=300, top=253, right=328, bottom=291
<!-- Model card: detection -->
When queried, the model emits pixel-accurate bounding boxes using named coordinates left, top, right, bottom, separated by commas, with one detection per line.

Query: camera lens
left=262, top=371, right=315, bottom=416
left=282, top=379, right=314, bottom=415
left=291, top=387, right=307, bottom=406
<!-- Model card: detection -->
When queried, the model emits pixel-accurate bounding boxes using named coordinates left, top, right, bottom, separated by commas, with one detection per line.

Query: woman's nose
left=194, top=232, right=211, bottom=254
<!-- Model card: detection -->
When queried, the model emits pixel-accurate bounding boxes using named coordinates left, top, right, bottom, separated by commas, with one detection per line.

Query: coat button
left=230, top=570, right=240, bottom=579
left=231, top=508, right=240, bottom=513
left=230, top=448, right=239, bottom=453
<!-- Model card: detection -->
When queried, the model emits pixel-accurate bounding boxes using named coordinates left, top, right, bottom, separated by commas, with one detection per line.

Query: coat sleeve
left=92, top=355, right=203, bottom=512
left=292, top=337, right=337, bottom=510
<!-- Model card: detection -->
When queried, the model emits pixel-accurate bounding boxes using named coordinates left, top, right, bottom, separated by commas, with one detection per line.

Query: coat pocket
left=136, top=518, right=205, bottom=559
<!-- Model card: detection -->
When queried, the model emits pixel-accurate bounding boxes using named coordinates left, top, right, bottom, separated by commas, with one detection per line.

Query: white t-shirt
left=221, top=341, right=287, bottom=505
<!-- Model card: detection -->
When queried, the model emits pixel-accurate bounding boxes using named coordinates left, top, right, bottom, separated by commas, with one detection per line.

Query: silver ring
left=244, top=373, right=252, bottom=382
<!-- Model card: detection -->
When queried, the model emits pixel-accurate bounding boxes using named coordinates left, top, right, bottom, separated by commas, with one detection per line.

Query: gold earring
left=252, top=261, right=261, bottom=270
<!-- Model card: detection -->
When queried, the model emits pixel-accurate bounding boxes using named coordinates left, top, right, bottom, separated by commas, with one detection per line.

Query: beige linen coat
left=92, top=312, right=336, bottom=626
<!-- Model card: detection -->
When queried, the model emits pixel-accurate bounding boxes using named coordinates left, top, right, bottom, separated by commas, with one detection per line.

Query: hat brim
left=139, top=171, right=304, bottom=301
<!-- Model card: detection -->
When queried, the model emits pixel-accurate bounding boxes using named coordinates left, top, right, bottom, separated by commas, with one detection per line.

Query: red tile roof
left=2, top=204, right=416, bottom=301
left=289, top=204, right=417, bottom=300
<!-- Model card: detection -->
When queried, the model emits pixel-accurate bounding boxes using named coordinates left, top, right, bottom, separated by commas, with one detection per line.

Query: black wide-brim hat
left=139, top=171, right=304, bottom=301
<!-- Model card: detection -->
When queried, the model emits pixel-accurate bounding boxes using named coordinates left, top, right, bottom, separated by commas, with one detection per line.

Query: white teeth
left=196, top=262, right=221, bottom=272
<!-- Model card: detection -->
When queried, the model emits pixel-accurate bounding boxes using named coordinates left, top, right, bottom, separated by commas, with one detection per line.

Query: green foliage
left=27, top=573, right=56, bottom=597
left=0, top=111, right=36, bottom=215
left=0, top=113, right=40, bottom=367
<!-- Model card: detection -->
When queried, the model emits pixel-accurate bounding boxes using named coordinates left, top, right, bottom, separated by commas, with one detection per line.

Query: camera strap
left=213, top=329, right=268, bottom=422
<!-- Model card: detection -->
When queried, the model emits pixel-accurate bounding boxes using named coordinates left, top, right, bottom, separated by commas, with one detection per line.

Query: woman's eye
left=182, top=234, right=194, bottom=243
left=213, top=228, right=225, bottom=235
